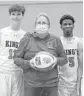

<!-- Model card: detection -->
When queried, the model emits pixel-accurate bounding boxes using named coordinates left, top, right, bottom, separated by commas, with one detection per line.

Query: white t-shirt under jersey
left=59, top=36, right=83, bottom=88
left=0, top=26, right=26, bottom=71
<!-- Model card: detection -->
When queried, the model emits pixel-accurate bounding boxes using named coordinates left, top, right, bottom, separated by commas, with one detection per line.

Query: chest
left=24, top=38, right=58, bottom=60
left=61, top=40, right=78, bottom=57
left=1, top=32, right=22, bottom=48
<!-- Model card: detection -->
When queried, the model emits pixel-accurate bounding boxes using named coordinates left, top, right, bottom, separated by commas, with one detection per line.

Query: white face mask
left=35, top=25, right=49, bottom=34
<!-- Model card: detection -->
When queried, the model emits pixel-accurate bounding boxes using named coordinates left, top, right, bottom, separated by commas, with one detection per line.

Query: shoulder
left=20, top=29, right=26, bottom=35
left=23, top=32, right=32, bottom=38
left=74, top=36, right=83, bottom=51
left=0, top=27, right=10, bottom=33
left=49, top=33, right=60, bottom=41
left=51, top=34, right=61, bottom=43
left=20, top=32, right=32, bottom=43
left=74, top=36, right=82, bottom=42
left=18, top=29, right=27, bottom=38
left=49, top=34, right=62, bottom=46
left=74, top=37, right=83, bottom=45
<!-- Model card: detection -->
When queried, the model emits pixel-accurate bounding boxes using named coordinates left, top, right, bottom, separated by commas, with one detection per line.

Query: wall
left=0, top=1, right=83, bottom=37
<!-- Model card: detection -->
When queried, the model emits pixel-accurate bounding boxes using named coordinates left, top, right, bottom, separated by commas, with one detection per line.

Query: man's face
left=61, top=19, right=74, bottom=37
left=9, top=11, right=23, bottom=25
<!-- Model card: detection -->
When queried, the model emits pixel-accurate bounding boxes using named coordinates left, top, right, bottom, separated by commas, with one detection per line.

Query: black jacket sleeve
left=13, top=32, right=31, bottom=69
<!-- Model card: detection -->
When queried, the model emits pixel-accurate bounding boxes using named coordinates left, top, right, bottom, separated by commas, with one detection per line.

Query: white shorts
left=0, top=70, right=24, bottom=96
left=58, top=86, right=77, bottom=96
left=58, top=77, right=77, bottom=96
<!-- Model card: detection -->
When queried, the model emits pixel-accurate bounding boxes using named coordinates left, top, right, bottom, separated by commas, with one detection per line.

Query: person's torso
left=0, top=26, right=26, bottom=71
left=59, top=36, right=79, bottom=87
left=23, top=34, right=60, bottom=87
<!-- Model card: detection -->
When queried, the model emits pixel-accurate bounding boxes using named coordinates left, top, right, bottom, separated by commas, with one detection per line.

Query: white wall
left=0, top=1, right=83, bottom=37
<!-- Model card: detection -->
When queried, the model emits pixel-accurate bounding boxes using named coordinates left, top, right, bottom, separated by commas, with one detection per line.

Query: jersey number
left=8, top=49, right=15, bottom=59
left=69, top=57, right=75, bottom=67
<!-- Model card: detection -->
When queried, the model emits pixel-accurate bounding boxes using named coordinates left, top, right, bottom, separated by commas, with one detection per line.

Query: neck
left=10, top=24, right=20, bottom=31
left=64, top=32, right=73, bottom=38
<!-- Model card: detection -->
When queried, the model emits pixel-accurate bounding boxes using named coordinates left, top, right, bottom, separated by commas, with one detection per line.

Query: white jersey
left=59, top=36, right=83, bottom=87
left=0, top=26, right=26, bottom=71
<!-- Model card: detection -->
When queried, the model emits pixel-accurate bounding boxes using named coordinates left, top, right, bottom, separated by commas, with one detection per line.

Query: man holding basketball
left=14, top=13, right=67, bottom=96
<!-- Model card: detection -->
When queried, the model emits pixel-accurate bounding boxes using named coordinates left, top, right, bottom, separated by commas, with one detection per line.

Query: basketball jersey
left=59, top=36, right=82, bottom=87
left=0, top=26, right=26, bottom=71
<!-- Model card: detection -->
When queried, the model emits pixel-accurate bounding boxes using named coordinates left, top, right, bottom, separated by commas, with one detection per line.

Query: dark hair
left=60, top=15, right=75, bottom=25
left=35, top=13, right=50, bottom=27
left=9, top=4, right=25, bottom=15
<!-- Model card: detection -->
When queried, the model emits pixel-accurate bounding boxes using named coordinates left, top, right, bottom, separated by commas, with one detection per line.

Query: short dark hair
left=60, top=14, right=75, bottom=25
left=9, top=4, right=25, bottom=15
left=35, top=13, right=50, bottom=27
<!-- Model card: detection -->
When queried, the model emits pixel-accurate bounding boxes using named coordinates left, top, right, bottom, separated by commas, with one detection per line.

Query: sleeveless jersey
left=0, top=26, right=26, bottom=71
left=59, top=36, right=82, bottom=87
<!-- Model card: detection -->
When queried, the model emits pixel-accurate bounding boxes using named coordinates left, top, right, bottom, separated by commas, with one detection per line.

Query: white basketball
left=31, top=51, right=57, bottom=71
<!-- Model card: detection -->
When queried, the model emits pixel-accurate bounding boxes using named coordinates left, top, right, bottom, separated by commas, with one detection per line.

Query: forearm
left=77, top=66, right=82, bottom=85
left=14, top=57, right=31, bottom=69
left=76, top=66, right=82, bottom=96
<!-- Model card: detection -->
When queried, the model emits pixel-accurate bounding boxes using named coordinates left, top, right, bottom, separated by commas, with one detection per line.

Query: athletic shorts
left=0, top=70, right=24, bottom=96
left=58, top=85, right=77, bottom=96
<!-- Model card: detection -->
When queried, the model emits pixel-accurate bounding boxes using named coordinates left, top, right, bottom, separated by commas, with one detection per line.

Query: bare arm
left=77, top=38, right=83, bottom=95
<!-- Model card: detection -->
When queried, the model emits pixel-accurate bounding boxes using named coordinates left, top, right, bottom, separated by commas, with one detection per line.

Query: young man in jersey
left=58, top=15, right=83, bottom=96
left=0, top=4, right=26, bottom=96
left=13, top=13, right=67, bottom=96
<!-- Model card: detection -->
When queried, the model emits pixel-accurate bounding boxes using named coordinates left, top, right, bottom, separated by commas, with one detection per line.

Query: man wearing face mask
left=14, top=13, right=67, bottom=96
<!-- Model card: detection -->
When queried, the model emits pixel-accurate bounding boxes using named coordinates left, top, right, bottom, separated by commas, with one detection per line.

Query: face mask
left=35, top=25, right=49, bottom=34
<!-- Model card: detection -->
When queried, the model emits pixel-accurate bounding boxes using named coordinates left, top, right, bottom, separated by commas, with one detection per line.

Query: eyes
left=62, top=19, right=74, bottom=27
left=11, top=12, right=22, bottom=16
left=63, top=23, right=73, bottom=26
left=36, top=21, right=48, bottom=25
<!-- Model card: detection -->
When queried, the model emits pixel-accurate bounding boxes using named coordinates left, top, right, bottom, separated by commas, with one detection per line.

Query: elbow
left=64, top=56, right=68, bottom=64
left=13, top=58, right=25, bottom=69
left=14, top=58, right=30, bottom=70
left=57, top=56, right=68, bottom=66
left=13, top=57, right=23, bottom=68
left=62, top=56, right=68, bottom=65
left=13, top=58, right=19, bottom=65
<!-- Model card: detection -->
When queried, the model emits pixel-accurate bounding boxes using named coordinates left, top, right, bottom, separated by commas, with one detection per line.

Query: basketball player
left=0, top=4, right=26, bottom=96
left=14, top=13, right=67, bottom=96
left=58, top=15, right=83, bottom=96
